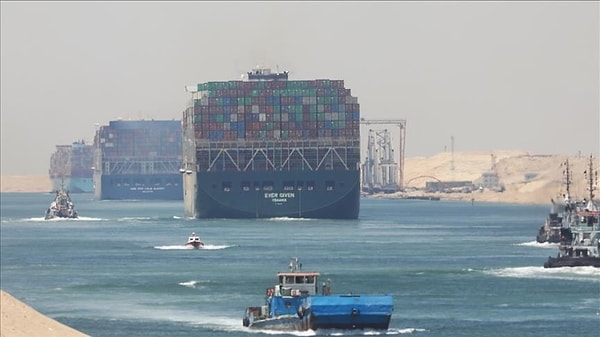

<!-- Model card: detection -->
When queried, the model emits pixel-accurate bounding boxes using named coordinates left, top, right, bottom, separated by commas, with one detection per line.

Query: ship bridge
left=247, top=67, right=289, bottom=81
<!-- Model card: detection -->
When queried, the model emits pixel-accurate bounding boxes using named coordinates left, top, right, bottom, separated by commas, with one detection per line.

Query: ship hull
left=308, top=295, right=393, bottom=330
left=94, top=173, right=183, bottom=200
left=45, top=212, right=78, bottom=220
left=51, top=177, right=94, bottom=194
left=244, top=315, right=310, bottom=331
left=192, top=170, right=359, bottom=219
left=245, top=295, right=393, bottom=331
left=544, top=256, right=600, bottom=268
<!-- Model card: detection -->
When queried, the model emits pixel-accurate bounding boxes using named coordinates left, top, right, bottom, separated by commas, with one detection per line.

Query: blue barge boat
left=242, top=257, right=393, bottom=331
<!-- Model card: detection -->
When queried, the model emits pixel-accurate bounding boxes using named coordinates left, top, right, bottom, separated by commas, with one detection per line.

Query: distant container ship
left=48, top=140, right=94, bottom=193
left=182, top=67, right=361, bottom=219
left=93, top=120, right=183, bottom=200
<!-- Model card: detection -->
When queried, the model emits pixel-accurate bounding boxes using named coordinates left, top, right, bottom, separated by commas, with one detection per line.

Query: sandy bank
left=1, top=289, right=90, bottom=337
left=0, top=175, right=52, bottom=193
left=1, top=151, right=598, bottom=205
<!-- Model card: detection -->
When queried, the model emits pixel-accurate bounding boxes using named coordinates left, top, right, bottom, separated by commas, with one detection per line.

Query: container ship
left=93, top=120, right=183, bottom=200
left=48, top=140, right=94, bottom=193
left=182, top=67, right=361, bottom=219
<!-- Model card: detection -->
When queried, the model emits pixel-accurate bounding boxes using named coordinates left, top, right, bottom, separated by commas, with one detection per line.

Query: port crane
left=359, top=118, right=407, bottom=192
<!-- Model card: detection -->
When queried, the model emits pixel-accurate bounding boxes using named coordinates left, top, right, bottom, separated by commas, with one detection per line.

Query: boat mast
left=562, top=159, right=572, bottom=200
left=584, top=154, right=598, bottom=202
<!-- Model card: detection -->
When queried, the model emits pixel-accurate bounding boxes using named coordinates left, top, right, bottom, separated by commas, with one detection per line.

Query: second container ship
left=182, top=67, right=361, bottom=219
left=49, top=140, right=94, bottom=193
left=93, top=120, right=183, bottom=200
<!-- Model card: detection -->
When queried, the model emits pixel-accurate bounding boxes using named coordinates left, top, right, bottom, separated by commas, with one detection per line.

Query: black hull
left=536, top=235, right=560, bottom=244
left=45, top=215, right=78, bottom=220
left=536, top=227, right=561, bottom=243
left=543, top=256, right=600, bottom=268
left=194, top=170, right=360, bottom=219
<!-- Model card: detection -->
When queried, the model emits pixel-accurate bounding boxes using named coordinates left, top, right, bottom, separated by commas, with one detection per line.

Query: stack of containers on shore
left=189, top=79, right=359, bottom=143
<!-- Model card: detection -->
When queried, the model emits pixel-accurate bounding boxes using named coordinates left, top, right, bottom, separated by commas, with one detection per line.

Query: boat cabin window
left=307, top=181, right=315, bottom=191
left=297, top=181, right=303, bottom=191
left=279, top=275, right=315, bottom=285
left=295, top=276, right=314, bottom=284
left=325, top=180, right=335, bottom=191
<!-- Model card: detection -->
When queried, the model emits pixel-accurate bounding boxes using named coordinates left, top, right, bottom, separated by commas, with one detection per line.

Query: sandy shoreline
left=0, top=289, right=90, bottom=337
left=2, top=151, right=597, bottom=205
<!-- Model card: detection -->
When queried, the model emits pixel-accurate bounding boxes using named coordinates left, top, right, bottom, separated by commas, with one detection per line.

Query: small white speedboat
left=185, top=232, right=204, bottom=249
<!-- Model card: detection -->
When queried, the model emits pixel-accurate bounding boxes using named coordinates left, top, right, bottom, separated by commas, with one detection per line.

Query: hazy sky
left=1, top=1, right=598, bottom=175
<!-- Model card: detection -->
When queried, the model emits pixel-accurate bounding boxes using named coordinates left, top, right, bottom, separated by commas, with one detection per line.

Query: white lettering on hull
left=264, top=192, right=296, bottom=204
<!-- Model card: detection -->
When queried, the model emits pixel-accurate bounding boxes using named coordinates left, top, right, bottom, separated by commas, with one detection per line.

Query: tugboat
left=537, top=159, right=575, bottom=243
left=544, top=155, right=600, bottom=268
left=242, top=257, right=393, bottom=331
left=536, top=199, right=568, bottom=243
left=44, top=184, right=78, bottom=220
left=185, top=232, right=204, bottom=249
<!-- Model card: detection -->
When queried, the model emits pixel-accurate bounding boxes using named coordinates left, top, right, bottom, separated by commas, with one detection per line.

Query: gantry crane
left=359, top=118, right=407, bottom=192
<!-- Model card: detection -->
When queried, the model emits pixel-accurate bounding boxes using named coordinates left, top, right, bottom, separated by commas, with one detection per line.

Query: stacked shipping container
left=70, top=140, right=94, bottom=178
left=48, top=140, right=94, bottom=193
left=96, top=120, right=182, bottom=162
left=182, top=70, right=362, bottom=219
left=189, top=79, right=360, bottom=142
left=93, top=120, right=183, bottom=200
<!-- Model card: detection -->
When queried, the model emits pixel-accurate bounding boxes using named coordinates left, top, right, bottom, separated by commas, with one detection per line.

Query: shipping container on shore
left=93, top=120, right=183, bottom=200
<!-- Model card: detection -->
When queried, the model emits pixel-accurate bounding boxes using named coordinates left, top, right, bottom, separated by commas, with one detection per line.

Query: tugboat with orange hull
left=242, top=257, right=393, bottom=331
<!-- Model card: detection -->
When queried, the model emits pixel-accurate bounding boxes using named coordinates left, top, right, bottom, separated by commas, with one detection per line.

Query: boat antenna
left=583, top=154, right=598, bottom=203
left=561, top=159, right=572, bottom=201
left=289, top=257, right=301, bottom=272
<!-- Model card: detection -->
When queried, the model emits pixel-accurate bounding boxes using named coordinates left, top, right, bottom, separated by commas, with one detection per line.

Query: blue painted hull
left=51, top=177, right=94, bottom=194
left=94, top=174, right=183, bottom=200
left=245, top=294, right=393, bottom=331
left=309, top=295, right=393, bottom=329
left=245, top=315, right=310, bottom=331
left=194, top=170, right=360, bottom=219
